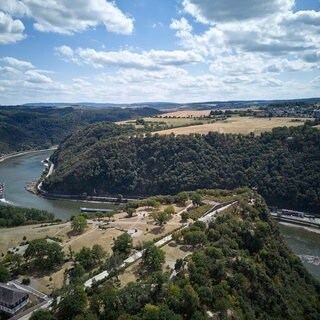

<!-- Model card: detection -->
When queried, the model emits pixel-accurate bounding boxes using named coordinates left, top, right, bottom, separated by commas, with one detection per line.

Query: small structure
left=282, top=209, right=304, bottom=218
left=0, top=283, right=29, bottom=315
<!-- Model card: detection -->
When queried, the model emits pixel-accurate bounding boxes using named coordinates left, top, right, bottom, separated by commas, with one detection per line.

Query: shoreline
left=279, top=221, right=320, bottom=234
left=0, top=147, right=58, bottom=163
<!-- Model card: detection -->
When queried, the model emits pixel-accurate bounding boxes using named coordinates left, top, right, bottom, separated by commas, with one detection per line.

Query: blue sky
left=0, top=0, right=319, bottom=104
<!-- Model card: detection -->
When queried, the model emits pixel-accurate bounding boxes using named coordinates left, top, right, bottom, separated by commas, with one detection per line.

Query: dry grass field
left=1, top=204, right=187, bottom=293
left=117, top=116, right=210, bottom=128
left=155, top=116, right=306, bottom=136
left=0, top=223, right=69, bottom=255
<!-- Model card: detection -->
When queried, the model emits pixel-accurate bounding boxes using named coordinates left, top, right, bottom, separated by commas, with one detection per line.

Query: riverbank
left=278, top=221, right=320, bottom=235
left=270, top=212, right=320, bottom=229
left=0, top=146, right=58, bottom=163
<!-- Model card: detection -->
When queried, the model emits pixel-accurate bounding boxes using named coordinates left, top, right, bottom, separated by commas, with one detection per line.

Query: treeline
left=0, top=105, right=159, bottom=154
left=44, top=122, right=320, bottom=212
left=30, top=192, right=320, bottom=319
left=0, top=204, right=55, bottom=227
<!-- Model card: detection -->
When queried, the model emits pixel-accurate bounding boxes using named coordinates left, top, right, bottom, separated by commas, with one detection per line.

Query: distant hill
left=0, top=106, right=160, bottom=154
left=19, top=97, right=320, bottom=110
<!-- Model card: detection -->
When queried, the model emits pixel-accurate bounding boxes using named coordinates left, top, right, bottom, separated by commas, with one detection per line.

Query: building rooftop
left=0, top=283, right=28, bottom=308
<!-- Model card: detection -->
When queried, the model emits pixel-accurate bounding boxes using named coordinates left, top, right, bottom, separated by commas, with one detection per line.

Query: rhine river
left=0, top=149, right=319, bottom=279
left=0, top=149, right=117, bottom=221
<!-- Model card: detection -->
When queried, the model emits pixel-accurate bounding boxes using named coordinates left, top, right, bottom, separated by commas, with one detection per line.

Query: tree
left=183, top=231, right=207, bottom=247
left=24, top=239, right=64, bottom=270
left=112, top=232, right=132, bottom=256
left=175, top=258, right=184, bottom=272
left=58, top=286, right=87, bottom=320
left=176, top=192, right=189, bottom=206
left=75, top=247, right=94, bottom=270
left=164, top=205, right=175, bottom=217
left=71, top=264, right=85, bottom=280
left=142, top=304, right=160, bottom=320
left=0, top=263, right=10, bottom=282
left=190, top=192, right=202, bottom=207
left=30, top=309, right=56, bottom=320
left=91, top=244, right=106, bottom=263
left=152, top=211, right=168, bottom=227
left=71, top=215, right=88, bottom=233
left=127, top=207, right=135, bottom=218
left=182, top=284, right=200, bottom=316
left=180, top=212, right=189, bottom=222
left=142, top=244, right=165, bottom=271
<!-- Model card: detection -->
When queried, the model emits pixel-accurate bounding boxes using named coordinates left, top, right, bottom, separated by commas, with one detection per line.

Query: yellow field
left=155, top=117, right=306, bottom=136
left=117, top=117, right=209, bottom=128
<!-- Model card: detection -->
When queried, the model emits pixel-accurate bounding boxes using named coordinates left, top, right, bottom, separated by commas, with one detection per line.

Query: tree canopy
left=71, top=215, right=88, bottom=233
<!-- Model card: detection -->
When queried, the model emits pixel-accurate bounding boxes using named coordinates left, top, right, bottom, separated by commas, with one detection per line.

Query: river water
left=0, top=150, right=319, bottom=280
left=0, top=149, right=117, bottom=221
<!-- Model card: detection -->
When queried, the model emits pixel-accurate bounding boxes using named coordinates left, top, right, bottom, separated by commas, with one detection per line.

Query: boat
left=0, top=182, right=4, bottom=199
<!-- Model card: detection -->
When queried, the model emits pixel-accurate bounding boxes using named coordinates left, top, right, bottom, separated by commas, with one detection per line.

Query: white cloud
left=0, top=11, right=25, bottom=44
left=0, top=0, right=133, bottom=35
left=55, top=45, right=73, bottom=58
left=183, top=0, right=294, bottom=23
left=2, top=56, right=34, bottom=69
left=56, top=46, right=204, bottom=70
left=25, top=70, right=52, bottom=83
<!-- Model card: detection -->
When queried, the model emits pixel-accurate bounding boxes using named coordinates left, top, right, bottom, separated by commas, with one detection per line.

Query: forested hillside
left=44, top=121, right=320, bottom=212
left=0, top=105, right=159, bottom=154
left=32, top=191, right=320, bottom=320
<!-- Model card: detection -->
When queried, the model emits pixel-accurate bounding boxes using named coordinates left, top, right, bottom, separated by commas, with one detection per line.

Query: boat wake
left=0, top=198, right=15, bottom=206
left=298, top=254, right=320, bottom=266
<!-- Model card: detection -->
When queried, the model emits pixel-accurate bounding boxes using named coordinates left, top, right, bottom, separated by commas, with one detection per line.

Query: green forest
left=44, top=121, right=320, bottom=213
left=0, top=105, right=159, bottom=154
left=28, top=191, right=320, bottom=320
left=0, top=204, right=56, bottom=227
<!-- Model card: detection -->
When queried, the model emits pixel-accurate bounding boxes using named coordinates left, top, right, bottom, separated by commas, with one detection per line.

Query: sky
left=0, top=0, right=319, bottom=105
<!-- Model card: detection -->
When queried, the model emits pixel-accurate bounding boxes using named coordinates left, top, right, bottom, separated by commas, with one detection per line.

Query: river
left=0, top=150, right=319, bottom=280
left=0, top=149, right=117, bottom=221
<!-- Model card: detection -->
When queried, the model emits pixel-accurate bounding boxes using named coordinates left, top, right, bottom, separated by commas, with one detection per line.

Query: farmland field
left=154, top=116, right=306, bottom=135
left=117, top=116, right=210, bottom=128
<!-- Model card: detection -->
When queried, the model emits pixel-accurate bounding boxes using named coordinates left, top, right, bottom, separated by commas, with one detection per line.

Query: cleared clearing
left=155, top=117, right=306, bottom=135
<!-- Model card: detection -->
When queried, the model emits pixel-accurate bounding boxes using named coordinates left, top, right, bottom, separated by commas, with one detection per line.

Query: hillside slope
left=0, top=106, right=159, bottom=154
left=44, top=122, right=320, bottom=212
